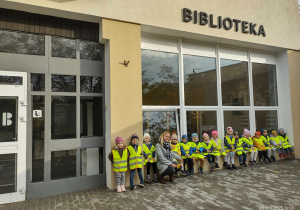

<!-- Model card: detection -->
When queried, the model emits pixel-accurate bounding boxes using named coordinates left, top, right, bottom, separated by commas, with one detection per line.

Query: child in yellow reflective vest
left=224, top=127, right=237, bottom=170
left=180, top=134, right=194, bottom=176
left=253, top=131, right=270, bottom=164
left=234, top=131, right=250, bottom=167
left=241, top=129, right=258, bottom=165
left=210, top=130, right=226, bottom=169
left=278, top=128, right=294, bottom=158
left=202, top=133, right=215, bottom=171
left=270, top=130, right=285, bottom=157
left=190, top=133, right=199, bottom=165
left=128, top=134, right=144, bottom=190
left=108, top=136, right=128, bottom=193
left=170, top=133, right=185, bottom=176
left=143, top=133, right=158, bottom=182
left=261, top=129, right=276, bottom=162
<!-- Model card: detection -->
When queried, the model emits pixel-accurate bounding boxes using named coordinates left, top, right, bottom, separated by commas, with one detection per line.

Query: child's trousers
left=130, top=168, right=144, bottom=189
left=267, top=148, right=276, bottom=158
left=226, top=152, right=234, bottom=165
left=276, top=147, right=284, bottom=154
left=250, top=150, right=258, bottom=161
left=183, top=158, right=194, bottom=172
left=116, top=172, right=125, bottom=186
left=206, top=154, right=215, bottom=164
left=146, top=162, right=157, bottom=175
left=258, top=150, right=268, bottom=161
left=284, top=147, right=293, bottom=154
left=238, top=153, right=247, bottom=164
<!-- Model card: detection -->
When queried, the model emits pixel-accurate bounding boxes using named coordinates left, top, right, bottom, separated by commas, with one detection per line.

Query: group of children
left=109, top=128, right=294, bottom=192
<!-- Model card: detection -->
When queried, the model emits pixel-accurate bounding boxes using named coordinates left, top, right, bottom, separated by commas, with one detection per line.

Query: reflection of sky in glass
left=183, top=55, right=216, bottom=82
left=142, top=50, right=179, bottom=86
left=143, top=111, right=177, bottom=142
left=220, top=59, right=243, bottom=68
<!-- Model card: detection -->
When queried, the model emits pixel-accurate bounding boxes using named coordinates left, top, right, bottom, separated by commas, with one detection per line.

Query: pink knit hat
left=243, top=129, right=251, bottom=136
left=203, top=133, right=209, bottom=138
left=212, top=130, right=218, bottom=136
left=115, top=136, right=124, bottom=145
left=226, top=127, right=233, bottom=132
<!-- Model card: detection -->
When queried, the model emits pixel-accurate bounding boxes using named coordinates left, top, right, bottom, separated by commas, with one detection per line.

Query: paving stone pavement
left=1, top=159, right=300, bottom=210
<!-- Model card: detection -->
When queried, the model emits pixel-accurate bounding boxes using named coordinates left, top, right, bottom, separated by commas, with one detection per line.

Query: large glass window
left=186, top=111, right=217, bottom=141
left=143, top=111, right=178, bottom=143
left=51, top=75, right=76, bottom=92
left=80, top=97, right=103, bottom=137
left=51, top=37, right=76, bottom=59
left=0, top=76, right=23, bottom=85
left=0, top=154, right=16, bottom=194
left=224, top=111, right=250, bottom=134
left=51, top=150, right=76, bottom=180
left=32, top=96, right=45, bottom=182
left=31, top=73, right=45, bottom=92
left=51, top=96, right=76, bottom=139
left=183, top=55, right=217, bottom=106
left=255, top=110, right=278, bottom=132
left=142, top=50, right=179, bottom=105
left=80, top=41, right=103, bottom=61
left=221, top=59, right=249, bottom=106
left=0, top=30, right=45, bottom=56
left=80, top=76, right=102, bottom=93
left=252, top=63, right=278, bottom=106
left=0, top=97, right=18, bottom=142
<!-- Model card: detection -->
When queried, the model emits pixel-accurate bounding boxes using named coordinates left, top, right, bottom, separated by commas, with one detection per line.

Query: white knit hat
left=143, top=133, right=151, bottom=140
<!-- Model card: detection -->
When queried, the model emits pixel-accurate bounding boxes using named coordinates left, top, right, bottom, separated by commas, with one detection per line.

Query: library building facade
left=0, top=0, right=299, bottom=204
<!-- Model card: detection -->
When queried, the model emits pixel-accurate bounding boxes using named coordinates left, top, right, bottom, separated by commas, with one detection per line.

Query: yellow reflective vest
left=278, top=135, right=291, bottom=149
left=143, top=144, right=156, bottom=165
left=236, top=138, right=246, bottom=155
left=128, top=145, right=143, bottom=170
left=224, top=136, right=236, bottom=153
left=241, top=137, right=257, bottom=152
left=270, top=136, right=282, bottom=148
left=196, top=142, right=204, bottom=159
left=112, top=149, right=128, bottom=173
left=211, top=139, right=221, bottom=156
left=171, top=143, right=181, bottom=156
left=202, top=141, right=214, bottom=156
left=189, top=141, right=198, bottom=158
left=261, top=135, right=272, bottom=149
left=180, top=142, right=191, bottom=159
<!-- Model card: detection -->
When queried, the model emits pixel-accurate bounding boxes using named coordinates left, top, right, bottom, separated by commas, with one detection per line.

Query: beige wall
left=288, top=50, right=300, bottom=158
left=101, top=19, right=143, bottom=189
left=2, top=0, right=300, bottom=50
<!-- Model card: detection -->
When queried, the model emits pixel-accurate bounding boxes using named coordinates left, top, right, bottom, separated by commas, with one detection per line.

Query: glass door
left=0, top=71, right=27, bottom=204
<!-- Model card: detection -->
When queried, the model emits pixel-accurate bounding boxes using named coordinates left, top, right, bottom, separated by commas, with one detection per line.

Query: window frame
left=141, top=34, right=279, bottom=143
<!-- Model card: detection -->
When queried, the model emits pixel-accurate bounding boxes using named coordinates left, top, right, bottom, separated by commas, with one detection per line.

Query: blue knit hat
left=192, top=133, right=198, bottom=138
left=182, top=134, right=187, bottom=140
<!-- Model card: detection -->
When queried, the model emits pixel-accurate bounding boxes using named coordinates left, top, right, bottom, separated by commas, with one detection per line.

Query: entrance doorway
left=0, top=71, right=27, bottom=204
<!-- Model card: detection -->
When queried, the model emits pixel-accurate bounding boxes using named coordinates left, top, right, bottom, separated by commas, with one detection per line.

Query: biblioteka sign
left=182, top=8, right=266, bottom=37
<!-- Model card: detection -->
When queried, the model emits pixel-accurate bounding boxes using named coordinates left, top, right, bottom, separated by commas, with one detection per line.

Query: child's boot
left=210, top=163, right=214, bottom=170
left=253, top=160, right=257, bottom=165
left=185, top=171, right=191, bottom=176
left=147, top=174, right=151, bottom=182
left=239, top=162, right=243, bottom=168
left=223, top=162, right=227, bottom=167
left=190, top=169, right=194, bottom=176
left=243, top=162, right=247, bottom=167
left=271, top=156, right=276, bottom=162
left=199, top=167, right=204, bottom=174
left=268, top=158, right=272, bottom=163
left=226, top=164, right=233, bottom=170
left=215, top=163, right=220, bottom=168
left=232, top=164, right=237, bottom=170
left=279, top=153, right=283, bottom=157
left=154, top=174, right=158, bottom=182
left=120, top=185, right=126, bottom=192
left=180, top=170, right=186, bottom=176
left=117, top=185, right=122, bottom=193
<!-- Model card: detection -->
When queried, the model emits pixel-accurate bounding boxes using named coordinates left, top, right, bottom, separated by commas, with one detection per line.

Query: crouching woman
left=154, top=131, right=183, bottom=184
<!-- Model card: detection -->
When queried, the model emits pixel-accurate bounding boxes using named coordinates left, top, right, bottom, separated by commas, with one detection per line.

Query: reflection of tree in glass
left=143, top=112, right=177, bottom=143
left=80, top=76, right=102, bottom=93
left=0, top=30, right=45, bottom=55
left=52, top=75, right=76, bottom=92
left=80, top=41, right=103, bottom=61
left=51, top=37, right=76, bottom=59
left=142, top=64, right=179, bottom=105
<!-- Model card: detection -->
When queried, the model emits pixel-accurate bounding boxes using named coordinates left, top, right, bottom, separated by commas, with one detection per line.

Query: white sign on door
left=33, top=110, right=42, bottom=118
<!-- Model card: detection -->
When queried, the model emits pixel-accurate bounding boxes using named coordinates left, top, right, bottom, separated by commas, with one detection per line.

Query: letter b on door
left=2, top=112, right=12, bottom=126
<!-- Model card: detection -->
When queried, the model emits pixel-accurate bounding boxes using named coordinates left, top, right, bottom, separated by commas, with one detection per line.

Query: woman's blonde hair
left=159, top=131, right=171, bottom=145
